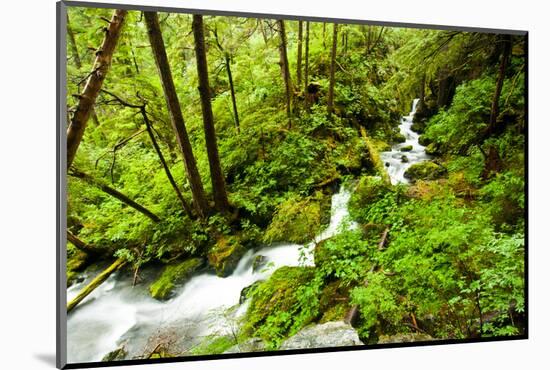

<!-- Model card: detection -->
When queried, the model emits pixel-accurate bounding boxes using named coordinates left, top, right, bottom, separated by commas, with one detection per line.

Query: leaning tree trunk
left=225, top=53, right=240, bottom=134
left=488, top=34, right=512, bottom=134
left=69, top=169, right=160, bottom=222
left=192, top=15, right=231, bottom=214
left=67, top=14, right=101, bottom=127
left=277, top=20, right=292, bottom=129
left=141, top=107, right=194, bottom=218
left=67, top=231, right=103, bottom=255
left=66, top=9, right=127, bottom=169
left=67, top=258, right=126, bottom=313
left=144, top=11, right=209, bottom=219
left=296, top=20, right=303, bottom=89
left=327, top=23, right=338, bottom=116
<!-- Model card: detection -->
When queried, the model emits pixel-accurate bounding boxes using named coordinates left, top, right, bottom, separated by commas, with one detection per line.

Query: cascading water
left=380, top=98, right=430, bottom=184
left=66, top=186, right=357, bottom=363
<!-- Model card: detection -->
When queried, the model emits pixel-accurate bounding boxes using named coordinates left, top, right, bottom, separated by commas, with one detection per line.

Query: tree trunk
left=144, top=11, right=209, bottom=219
left=418, top=72, right=426, bottom=112
left=304, top=21, right=310, bottom=100
left=488, top=35, right=512, bottom=133
left=67, top=231, right=103, bottom=255
left=225, top=54, right=240, bottom=133
left=296, top=21, right=303, bottom=89
left=70, top=169, right=161, bottom=222
left=192, top=15, right=231, bottom=213
left=141, top=107, right=194, bottom=218
left=327, top=23, right=338, bottom=116
left=277, top=20, right=292, bottom=129
left=67, top=258, right=126, bottom=313
left=66, top=9, right=127, bottom=169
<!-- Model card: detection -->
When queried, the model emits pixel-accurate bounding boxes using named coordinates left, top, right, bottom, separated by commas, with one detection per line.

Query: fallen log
left=67, top=258, right=126, bottom=313
left=67, top=230, right=103, bottom=255
left=378, top=227, right=390, bottom=251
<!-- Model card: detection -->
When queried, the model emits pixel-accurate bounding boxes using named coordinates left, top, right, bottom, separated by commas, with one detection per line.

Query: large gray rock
left=224, top=338, right=266, bottom=353
left=279, top=321, right=363, bottom=350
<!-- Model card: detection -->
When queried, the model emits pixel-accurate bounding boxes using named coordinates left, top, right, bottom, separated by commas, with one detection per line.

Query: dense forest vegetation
left=65, top=6, right=526, bottom=362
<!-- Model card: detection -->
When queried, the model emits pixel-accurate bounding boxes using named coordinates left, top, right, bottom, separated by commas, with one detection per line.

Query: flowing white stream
left=67, top=186, right=357, bottom=363
left=380, top=98, right=430, bottom=184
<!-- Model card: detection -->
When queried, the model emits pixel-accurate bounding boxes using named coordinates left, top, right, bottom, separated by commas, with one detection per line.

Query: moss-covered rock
left=149, top=258, right=203, bottom=300
left=318, top=281, right=351, bottom=323
left=263, top=192, right=328, bottom=244
left=400, top=155, right=409, bottom=163
left=377, top=333, right=434, bottom=344
left=102, top=346, right=127, bottom=362
left=418, top=135, right=432, bottom=146
left=243, top=266, right=317, bottom=348
left=66, top=248, right=88, bottom=287
left=392, top=132, right=406, bottom=143
left=404, top=161, right=446, bottom=182
left=400, top=145, right=413, bottom=152
left=425, top=142, right=439, bottom=155
left=192, top=335, right=236, bottom=355
left=207, top=236, right=246, bottom=277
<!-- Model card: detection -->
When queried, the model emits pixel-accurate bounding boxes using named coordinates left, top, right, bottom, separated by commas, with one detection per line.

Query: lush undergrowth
left=65, top=7, right=525, bottom=357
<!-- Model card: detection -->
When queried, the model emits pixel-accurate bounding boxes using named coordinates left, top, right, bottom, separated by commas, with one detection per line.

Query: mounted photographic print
left=56, top=1, right=528, bottom=368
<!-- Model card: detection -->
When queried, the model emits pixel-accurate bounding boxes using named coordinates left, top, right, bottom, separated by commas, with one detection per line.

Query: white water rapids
left=66, top=99, right=423, bottom=363
left=67, top=187, right=358, bottom=363
left=380, top=98, right=430, bottom=184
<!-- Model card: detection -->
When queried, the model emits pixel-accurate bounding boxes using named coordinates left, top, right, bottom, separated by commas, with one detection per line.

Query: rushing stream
left=67, top=99, right=423, bottom=363
left=67, top=187, right=358, bottom=363
left=380, top=98, right=430, bottom=184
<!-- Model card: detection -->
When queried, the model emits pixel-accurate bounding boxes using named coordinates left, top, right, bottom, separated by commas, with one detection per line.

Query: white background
left=0, top=0, right=546, bottom=369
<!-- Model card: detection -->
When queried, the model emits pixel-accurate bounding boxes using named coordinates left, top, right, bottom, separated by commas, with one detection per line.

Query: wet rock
left=224, top=338, right=266, bottom=353
left=102, top=346, right=127, bottom=362
left=207, top=236, right=246, bottom=277
left=393, top=132, right=407, bottom=143
left=400, top=155, right=409, bottom=163
left=252, top=255, right=267, bottom=272
left=385, top=162, right=390, bottom=167
left=149, top=258, right=203, bottom=300
left=404, top=161, right=446, bottom=182
left=279, top=321, right=363, bottom=350
left=418, top=135, right=432, bottom=146
left=377, top=333, right=434, bottom=344
left=400, top=145, right=413, bottom=152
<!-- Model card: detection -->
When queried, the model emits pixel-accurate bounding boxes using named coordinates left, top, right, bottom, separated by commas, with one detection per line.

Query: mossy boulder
left=264, top=192, right=328, bottom=244
left=102, top=346, right=127, bottom=362
left=149, top=258, right=203, bottom=300
left=404, top=161, right=446, bottom=182
left=66, top=248, right=88, bottom=287
left=318, top=281, right=351, bottom=323
left=400, top=145, right=413, bottom=152
left=207, top=236, right=246, bottom=277
left=243, top=266, right=317, bottom=348
left=400, top=155, right=409, bottom=163
left=392, top=132, right=406, bottom=143
left=349, top=176, right=391, bottom=212
left=425, top=142, right=439, bottom=155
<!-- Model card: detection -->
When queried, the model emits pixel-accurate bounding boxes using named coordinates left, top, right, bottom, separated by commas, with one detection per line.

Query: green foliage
left=243, top=266, right=320, bottom=349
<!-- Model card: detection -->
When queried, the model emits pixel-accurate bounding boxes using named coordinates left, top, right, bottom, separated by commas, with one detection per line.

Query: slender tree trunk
left=144, top=11, right=209, bottom=219
left=419, top=72, right=426, bottom=112
left=297, top=21, right=303, bottom=89
left=277, top=20, right=292, bottom=129
left=488, top=35, right=512, bottom=133
left=66, top=9, right=127, bottom=169
left=70, top=169, right=160, bottom=222
left=67, top=258, right=126, bottom=313
left=327, top=23, right=338, bottom=116
left=192, top=15, right=230, bottom=213
left=225, top=54, right=240, bottom=133
left=323, top=22, right=326, bottom=48
left=141, top=107, right=194, bottom=217
left=304, top=22, right=310, bottom=93
left=67, top=13, right=82, bottom=69
left=67, top=231, right=103, bottom=255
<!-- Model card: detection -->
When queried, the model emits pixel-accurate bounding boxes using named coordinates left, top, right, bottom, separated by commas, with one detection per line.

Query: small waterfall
left=66, top=186, right=357, bottom=363
left=380, top=98, right=430, bottom=184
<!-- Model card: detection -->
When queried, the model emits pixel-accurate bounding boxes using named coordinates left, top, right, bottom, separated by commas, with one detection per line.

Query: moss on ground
left=404, top=161, right=447, bottom=182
